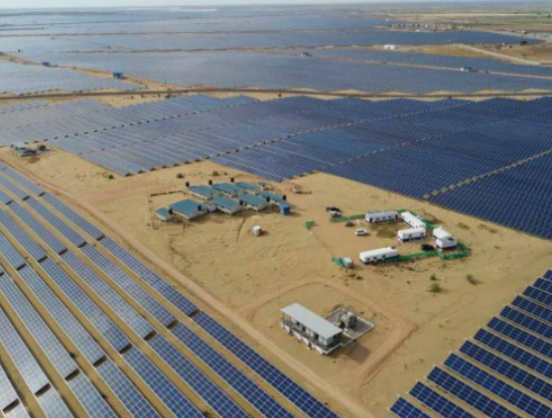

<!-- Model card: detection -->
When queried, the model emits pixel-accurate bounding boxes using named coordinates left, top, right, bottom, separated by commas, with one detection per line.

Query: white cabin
left=400, top=211, right=426, bottom=229
left=365, top=211, right=399, bottom=224
left=433, top=227, right=458, bottom=249
left=397, top=227, right=426, bottom=242
left=359, top=247, right=399, bottom=264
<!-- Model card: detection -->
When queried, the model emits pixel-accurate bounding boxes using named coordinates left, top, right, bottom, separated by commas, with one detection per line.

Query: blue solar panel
left=445, top=353, right=552, bottom=417
left=171, top=323, right=293, bottom=417
left=0, top=209, right=47, bottom=261
left=96, top=359, right=159, bottom=418
left=36, top=386, right=73, bottom=418
left=427, top=367, right=519, bottom=418
left=0, top=362, right=22, bottom=411
left=67, top=372, right=116, bottom=418
left=0, top=176, right=29, bottom=201
left=148, top=334, right=248, bottom=418
left=501, top=305, right=552, bottom=340
left=390, top=397, right=430, bottom=418
left=1, top=168, right=45, bottom=197
left=99, top=237, right=197, bottom=316
left=194, top=312, right=338, bottom=418
left=0, top=231, right=26, bottom=270
left=40, top=258, right=131, bottom=352
left=409, top=382, right=474, bottom=418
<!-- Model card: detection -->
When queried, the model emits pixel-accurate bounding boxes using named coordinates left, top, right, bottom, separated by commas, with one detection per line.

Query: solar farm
left=2, top=3, right=552, bottom=418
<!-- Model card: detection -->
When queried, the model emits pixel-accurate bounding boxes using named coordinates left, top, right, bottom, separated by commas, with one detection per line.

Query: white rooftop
left=281, top=303, right=342, bottom=339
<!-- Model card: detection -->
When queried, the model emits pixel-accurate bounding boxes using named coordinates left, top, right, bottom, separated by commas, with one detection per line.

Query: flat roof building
left=170, top=199, right=206, bottom=221
left=155, top=208, right=172, bottom=222
left=212, top=183, right=242, bottom=197
left=238, top=194, right=269, bottom=211
left=261, top=191, right=286, bottom=205
left=212, top=196, right=242, bottom=215
left=236, top=181, right=260, bottom=193
left=188, top=185, right=218, bottom=200
left=281, top=303, right=343, bottom=355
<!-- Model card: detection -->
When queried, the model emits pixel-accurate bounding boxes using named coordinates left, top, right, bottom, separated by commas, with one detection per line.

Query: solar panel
left=123, top=347, right=203, bottom=418
left=40, top=258, right=131, bottom=352
left=0, top=176, right=29, bottom=201
left=390, top=397, right=430, bottom=418
left=194, top=312, right=338, bottom=418
left=42, top=193, right=104, bottom=240
left=0, top=304, right=49, bottom=394
left=1, top=168, right=45, bottom=197
left=61, top=250, right=154, bottom=339
left=4, top=402, right=31, bottom=418
left=80, top=244, right=176, bottom=327
left=171, top=323, right=292, bottom=417
left=18, top=262, right=106, bottom=364
left=0, top=274, right=78, bottom=379
left=67, top=372, right=116, bottom=418
left=427, top=367, right=519, bottom=418
left=36, top=386, right=73, bottom=418
left=8, top=202, right=67, bottom=255
left=409, top=382, right=474, bottom=418
left=0, top=209, right=47, bottom=261
left=26, top=198, right=86, bottom=247
left=96, top=359, right=159, bottom=418
left=148, top=334, right=248, bottom=418
left=0, top=231, right=26, bottom=270
left=0, top=362, right=21, bottom=411
left=501, top=305, right=552, bottom=340
left=100, top=237, right=197, bottom=316
left=445, top=353, right=552, bottom=417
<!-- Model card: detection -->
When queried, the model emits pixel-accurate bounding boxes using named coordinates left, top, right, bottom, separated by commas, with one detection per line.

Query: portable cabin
left=212, top=183, right=241, bottom=198
left=359, top=247, right=399, bottom=264
left=236, top=181, right=260, bottom=193
left=169, top=199, right=206, bottom=221
left=261, top=191, right=287, bottom=205
left=188, top=185, right=217, bottom=200
left=384, top=44, right=397, bottom=50
left=433, top=227, right=458, bottom=249
left=280, top=303, right=343, bottom=355
left=365, top=211, right=398, bottom=224
left=400, top=211, right=426, bottom=229
left=212, top=196, right=242, bottom=215
left=112, top=72, right=124, bottom=79
left=238, top=194, right=269, bottom=211
left=155, top=208, right=172, bottom=222
left=397, top=227, right=426, bottom=242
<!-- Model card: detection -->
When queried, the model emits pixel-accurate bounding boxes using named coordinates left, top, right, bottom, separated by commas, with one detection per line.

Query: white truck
left=397, top=227, right=426, bottom=242
left=359, top=247, right=399, bottom=264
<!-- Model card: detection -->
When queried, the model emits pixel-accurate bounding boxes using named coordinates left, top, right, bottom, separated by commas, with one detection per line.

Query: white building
left=397, top=227, right=426, bottom=242
left=433, top=227, right=458, bottom=249
left=401, top=211, right=426, bottom=229
left=359, top=247, right=399, bottom=264
left=365, top=210, right=399, bottom=224
left=384, top=44, right=397, bottom=50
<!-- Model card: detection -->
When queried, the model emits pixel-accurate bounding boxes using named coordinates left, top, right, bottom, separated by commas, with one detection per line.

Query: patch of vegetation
left=212, top=170, right=220, bottom=176
left=466, top=274, right=480, bottom=285
left=456, top=222, right=470, bottom=230
left=428, top=282, right=443, bottom=294
left=430, top=273, right=438, bottom=281
left=107, top=174, right=115, bottom=180
left=478, top=223, right=498, bottom=234
left=176, top=173, right=185, bottom=179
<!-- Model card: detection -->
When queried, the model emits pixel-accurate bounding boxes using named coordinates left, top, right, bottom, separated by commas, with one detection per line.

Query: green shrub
left=428, top=282, right=443, bottom=293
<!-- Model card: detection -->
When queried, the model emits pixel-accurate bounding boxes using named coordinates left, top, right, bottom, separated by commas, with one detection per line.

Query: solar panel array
left=391, top=270, right=552, bottom=417
left=0, top=163, right=336, bottom=417
left=0, top=59, right=138, bottom=95
left=19, top=50, right=552, bottom=94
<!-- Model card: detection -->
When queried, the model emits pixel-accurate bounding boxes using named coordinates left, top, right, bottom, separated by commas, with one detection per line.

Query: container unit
left=359, top=247, right=399, bottom=264
left=169, top=199, right=207, bottom=221
left=397, top=227, right=426, bottom=242
left=365, top=211, right=399, bottom=224
left=400, top=211, right=426, bottom=229
left=433, top=227, right=458, bottom=249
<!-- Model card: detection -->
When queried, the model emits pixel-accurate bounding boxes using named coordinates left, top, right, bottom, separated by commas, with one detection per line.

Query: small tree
left=466, top=274, right=479, bottom=285
left=428, top=282, right=443, bottom=294
left=430, top=273, right=437, bottom=281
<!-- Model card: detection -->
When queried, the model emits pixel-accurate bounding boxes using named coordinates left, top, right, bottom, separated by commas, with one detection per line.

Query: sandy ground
left=6, top=145, right=552, bottom=417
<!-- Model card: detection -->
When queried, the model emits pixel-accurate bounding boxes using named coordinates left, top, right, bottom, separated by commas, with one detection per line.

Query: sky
left=0, top=0, right=509, bottom=9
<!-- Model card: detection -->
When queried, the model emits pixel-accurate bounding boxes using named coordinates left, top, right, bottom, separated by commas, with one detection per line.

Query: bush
left=430, top=273, right=437, bottom=281
left=212, top=170, right=220, bottom=176
left=428, top=282, right=443, bottom=294
left=466, top=274, right=479, bottom=285
left=176, top=173, right=185, bottom=179
left=107, top=174, right=115, bottom=180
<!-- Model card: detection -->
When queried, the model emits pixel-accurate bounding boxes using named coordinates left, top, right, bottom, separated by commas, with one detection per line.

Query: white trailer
left=397, top=227, right=426, bottom=242
left=400, top=211, right=426, bottom=229
left=365, top=211, right=399, bottom=224
left=433, top=227, right=458, bottom=249
left=359, top=247, right=399, bottom=264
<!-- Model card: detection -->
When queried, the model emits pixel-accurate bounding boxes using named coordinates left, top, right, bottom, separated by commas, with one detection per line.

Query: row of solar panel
left=0, top=164, right=337, bottom=417
left=391, top=271, right=552, bottom=418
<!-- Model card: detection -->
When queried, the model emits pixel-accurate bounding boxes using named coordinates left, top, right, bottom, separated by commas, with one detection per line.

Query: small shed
left=212, top=183, right=241, bottom=197
left=170, top=199, right=206, bottom=221
left=238, top=194, right=269, bottom=211
left=155, top=208, right=172, bottom=222
left=188, top=185, right=217, bottom=200
left=212, top=196, right=242, bottom=215
left=112, top=72, right=124, bottom=79
left=281, top=303, right=343, bottom=355
left=10, top=142, right=34, bottom=157
left=384, top=44, right=397, bottom=50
